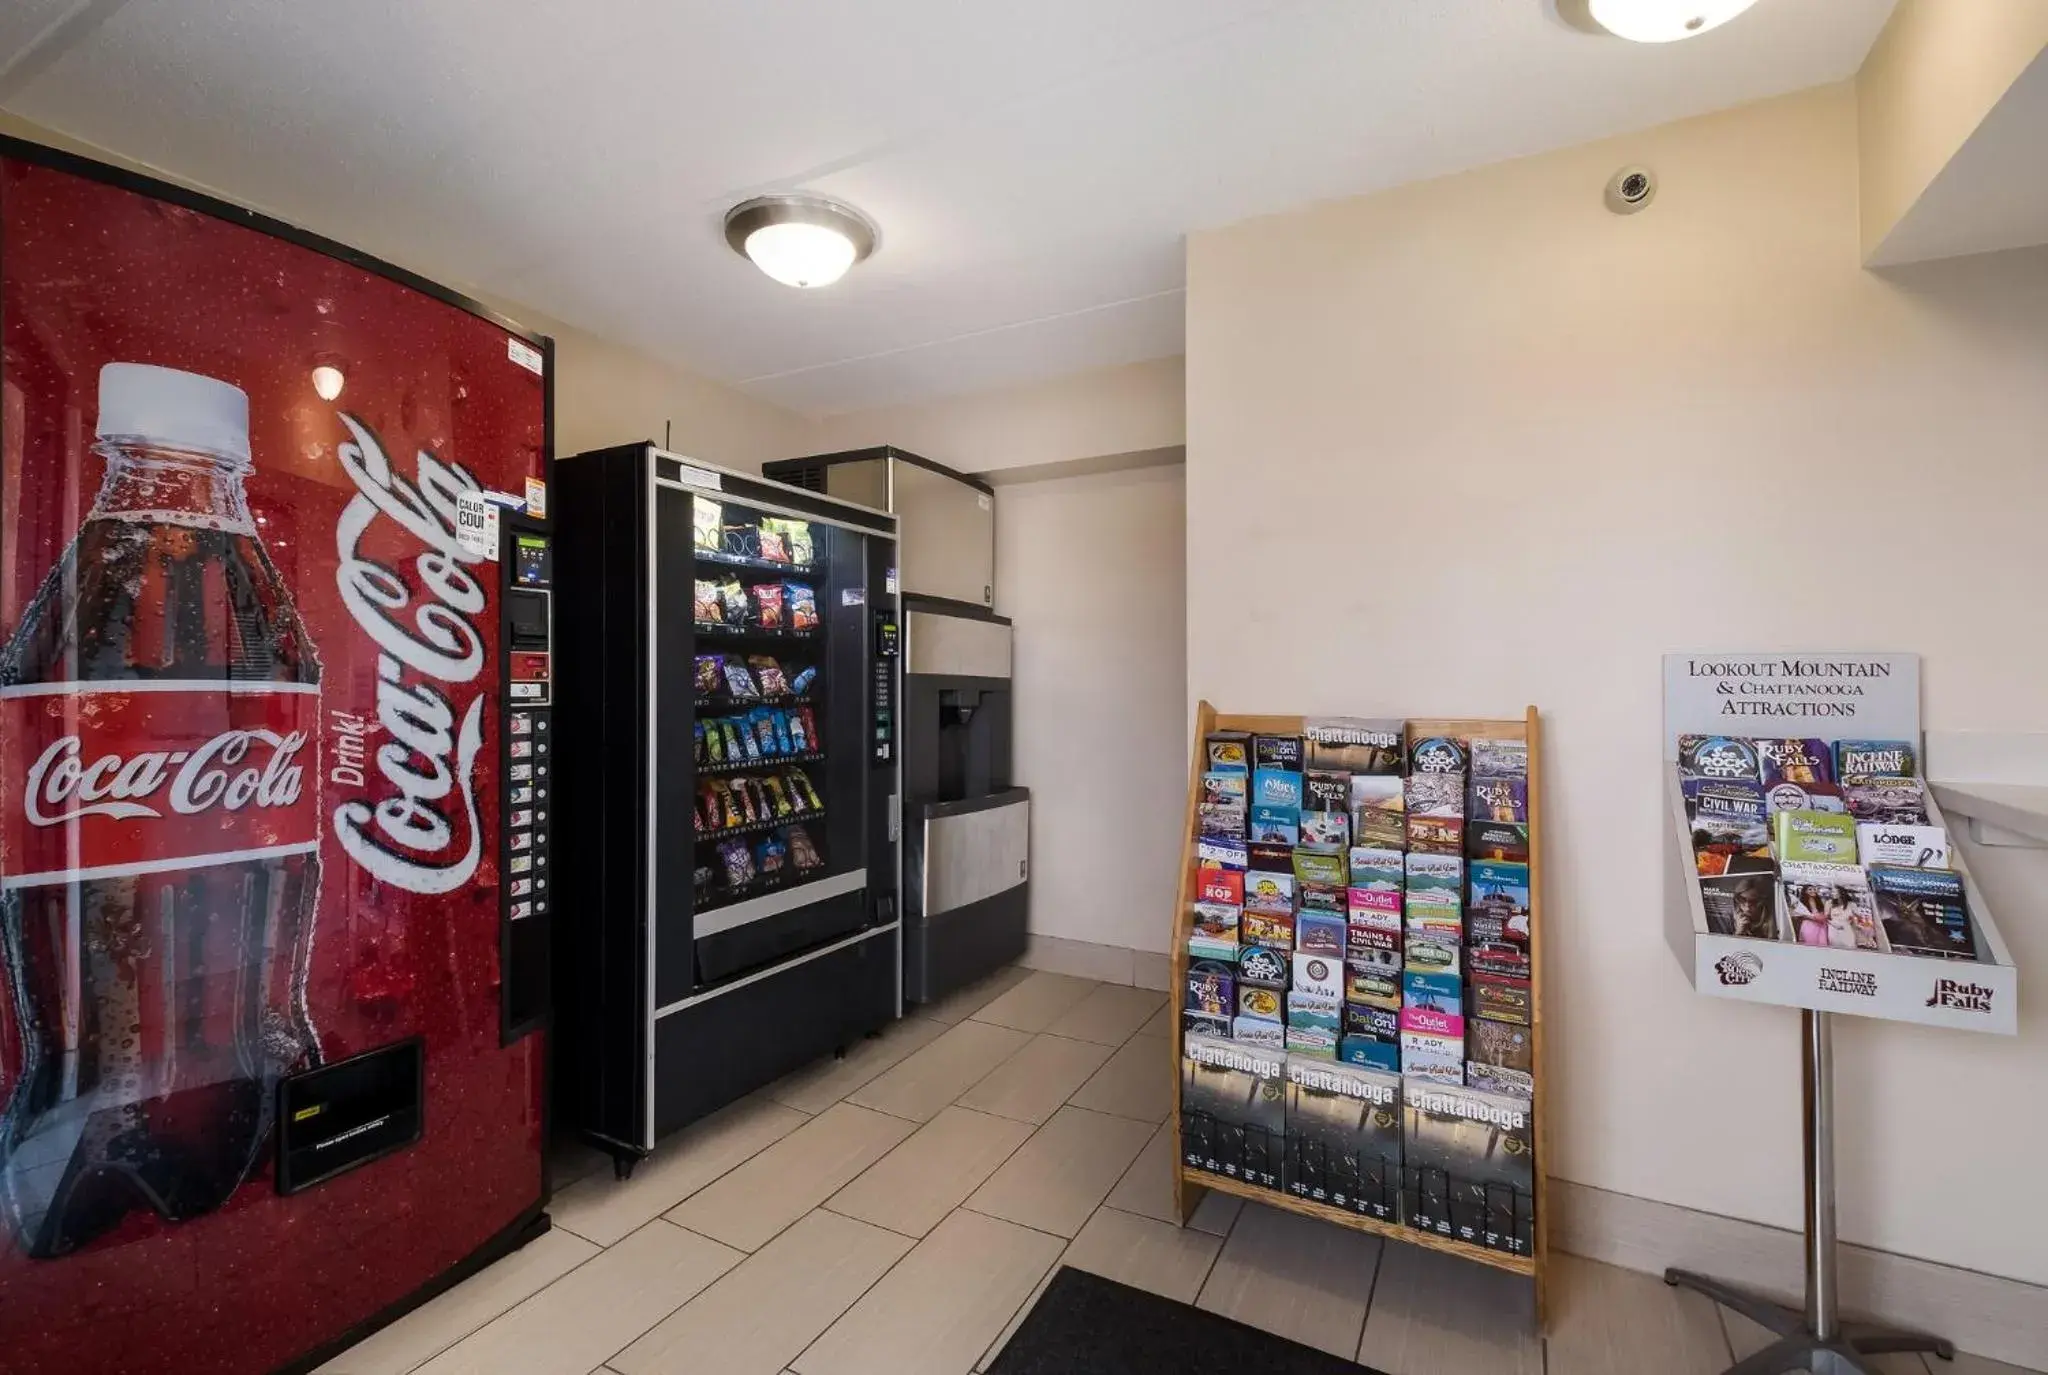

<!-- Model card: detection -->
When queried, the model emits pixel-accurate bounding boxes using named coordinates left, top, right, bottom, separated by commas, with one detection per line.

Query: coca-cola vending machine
left=0, top=141, right=554, bottom=1373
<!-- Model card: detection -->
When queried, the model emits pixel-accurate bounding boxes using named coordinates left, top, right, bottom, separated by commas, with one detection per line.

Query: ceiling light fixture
left=724, top=195, right=877, bottom=289
left=1585, top=0, right=1760, bottom=42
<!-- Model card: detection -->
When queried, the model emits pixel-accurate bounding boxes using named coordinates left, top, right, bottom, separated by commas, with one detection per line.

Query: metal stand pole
left=1665, top=1011, right=1955, bottom=1374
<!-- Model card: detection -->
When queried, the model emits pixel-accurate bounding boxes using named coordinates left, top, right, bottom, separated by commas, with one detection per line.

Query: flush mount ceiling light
left=1585, top=0, right=1760, bottom=42
left=724, top=195, right=877, bottom=289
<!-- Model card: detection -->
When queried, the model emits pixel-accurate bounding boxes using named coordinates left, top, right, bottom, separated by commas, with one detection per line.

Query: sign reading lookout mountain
left=1663, top=653, right=1921, bottom=746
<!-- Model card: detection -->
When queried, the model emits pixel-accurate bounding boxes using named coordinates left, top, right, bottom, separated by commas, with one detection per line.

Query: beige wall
left=815, top=356, right=1184, bottom=474
left=0, top=110, right=818, bottom=472
left=994, top=463, right=1187, bottom=955
left=1187, top=83, right=2048, bottom=1286
left=1857, top=0, right=2048, bottom=262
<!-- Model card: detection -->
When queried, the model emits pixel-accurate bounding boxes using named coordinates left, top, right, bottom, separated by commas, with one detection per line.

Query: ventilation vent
left=781, top=463, right=827, bottom=492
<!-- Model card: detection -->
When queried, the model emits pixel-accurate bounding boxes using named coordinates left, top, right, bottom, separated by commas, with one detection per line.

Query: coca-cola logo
left=24, top=729, right=308, bottom=824
left=330, top=415, right=491, bottom=895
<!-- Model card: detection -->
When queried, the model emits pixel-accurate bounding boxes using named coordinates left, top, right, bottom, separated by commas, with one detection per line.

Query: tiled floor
left=317, top=967, right=2040, bottom=1375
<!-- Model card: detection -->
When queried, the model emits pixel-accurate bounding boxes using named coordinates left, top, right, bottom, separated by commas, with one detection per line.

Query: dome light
left=1587, top=0, right=1760, bottom=42
left=724, top=195, right=876, bottom=289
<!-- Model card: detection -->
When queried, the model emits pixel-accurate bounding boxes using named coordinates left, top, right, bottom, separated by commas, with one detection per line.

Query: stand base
left=1665, top=1269, right=1954, bottom=1374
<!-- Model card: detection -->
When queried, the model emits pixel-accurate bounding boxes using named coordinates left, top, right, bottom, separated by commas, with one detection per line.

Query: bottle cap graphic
left=97, top=362, right=251, bottom=464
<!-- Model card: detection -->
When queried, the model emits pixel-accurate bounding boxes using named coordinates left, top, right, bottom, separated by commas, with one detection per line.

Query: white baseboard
left=1553, top=1179, right=2047, bottom=1369
left=1020, top=933, right=1172, bottom=991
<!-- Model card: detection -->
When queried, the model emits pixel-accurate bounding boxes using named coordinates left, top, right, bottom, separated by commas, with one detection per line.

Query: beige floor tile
left=415, top=1220, right=740, bottom=1375
left=1354, top=1239, right=1541, bottom=1375
left=1720, top=1308, right=1933, bottom=1374
left=1059, top=1204, right=1222, bottom=1305
left=1946, top=1353, right=2046, bottom=1375
left=612, top=1210, right=913, bottom=1375
left=967, top=971, right=1100, bottom=1034
left=1134, top=1001, right=1173, bottom=1040
left=1066, top=1035, right=1175, bottom=1124
left=955, top=1033, right=1113, bottom=1124
left=1545, top=1253, right=1731, bottom=1375
left=1101, top=1121, right=1242, bottom=1236
left=914, top=965, right=1033, bottom=1025
left=765, top=1015, right=948, bottom=1116
left=846, top=1019, right=1032, bottom=1124
left=965, top=1105, right=1157, bottom=1239
left=1196, top=1200, right=1381, bottom=1360
left=976, top=1264, right=1058, bottom=1372
left=793, top=1208, right=1064, bottom=1375
left=316, top=1227, right=600, bottom=1374
left=826, top=1106, right=1035, bottom=1238
left=550, top=1097, right=809, bottom=1246
left=668, top=1103, right=915, bottom=1252
left=1042, top=983, right=1168, bottom=1047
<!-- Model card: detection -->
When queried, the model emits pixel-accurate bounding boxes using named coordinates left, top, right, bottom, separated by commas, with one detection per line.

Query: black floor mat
left=985, top=1265, right=1387, bottom=1374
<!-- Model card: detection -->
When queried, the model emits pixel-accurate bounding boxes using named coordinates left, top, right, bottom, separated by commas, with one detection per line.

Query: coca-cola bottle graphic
left=0, top=362, right=322, bottom=1259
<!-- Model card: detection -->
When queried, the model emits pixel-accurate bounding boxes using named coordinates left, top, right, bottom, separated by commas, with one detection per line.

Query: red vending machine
left=0, top=141, right=554, bottom=1373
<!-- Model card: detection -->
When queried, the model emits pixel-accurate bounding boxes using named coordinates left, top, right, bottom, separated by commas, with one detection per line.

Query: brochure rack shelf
left=1167, top=703, right=1552, bottom=1322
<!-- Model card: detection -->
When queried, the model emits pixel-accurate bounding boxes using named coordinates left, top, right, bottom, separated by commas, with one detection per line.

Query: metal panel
left=691, top=870, right=868, bottom=938
left=892, top=460, right=994, bottom=606
left=923, top=796, right=1030, bottom=915
left=907, top=609, right=1012, bottom=679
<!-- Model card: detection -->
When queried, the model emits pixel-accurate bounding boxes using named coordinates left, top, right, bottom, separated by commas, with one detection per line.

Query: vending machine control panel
left=872, top=611, right=898, bottom=764
left=501, top=523, right=553, bottom=1041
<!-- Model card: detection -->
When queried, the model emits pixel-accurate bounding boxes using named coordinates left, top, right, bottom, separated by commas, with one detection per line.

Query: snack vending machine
left=552, top=446, right=900, bottom=1173
left=0, top=140, right=554, bottom=1374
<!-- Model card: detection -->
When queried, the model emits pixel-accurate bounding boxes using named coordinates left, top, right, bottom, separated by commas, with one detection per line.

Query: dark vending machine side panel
left=550, top=445, right=655, bottom=1159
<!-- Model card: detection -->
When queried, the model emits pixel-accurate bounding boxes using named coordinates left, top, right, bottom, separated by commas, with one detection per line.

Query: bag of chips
left=786, top=582, right=819, bottom=632
left=718, top=579, right=749, bottom=625
left=787, top=708, right=809, bottom=754
left=784, top=521, right=814, bottom=567
left=758, top=524, right=790, bottom=564
left=695, top=655, right=725, bottom=696
left=718, top=838, right=755, bottom=889
left=786, top=825, right=823, bottom=870
left=770, top=709, right=795, bottom=756
left=755, top=832, right=789, bottom=876
left=791, top=666, right=818, bottom=697
left=751, top=582, right=785, bottom=629
left=750, top=655, right=791, bottom=698
left=763, top=776, right=794, bottom=818
left=693, top=498, right=723, bottom=552
left=693, top=580, right=723, bottom=624
left=723, top=659, right=761, bottom=701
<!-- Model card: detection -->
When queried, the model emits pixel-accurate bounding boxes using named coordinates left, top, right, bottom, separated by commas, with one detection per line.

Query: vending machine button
left=536, top=854, right=548, bottom=868
left=536, top=809, right=549, bottom=824
left=535, top=876, right=548, bottom=891
left=536, top=718, right=549, bottom=732
left=535, top=741, right=549, bottom=757
left=534, top=898, right=549, bottom=915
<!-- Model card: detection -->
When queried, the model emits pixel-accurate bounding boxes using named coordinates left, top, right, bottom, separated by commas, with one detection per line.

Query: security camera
left=1606, top=166, right=1656, bottom=214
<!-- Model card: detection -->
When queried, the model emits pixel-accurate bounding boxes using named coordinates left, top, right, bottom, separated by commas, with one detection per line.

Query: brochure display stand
left=1661, top=652, right=2020, bottom=1375
left=1168, top=703, right=1551, bottom=1325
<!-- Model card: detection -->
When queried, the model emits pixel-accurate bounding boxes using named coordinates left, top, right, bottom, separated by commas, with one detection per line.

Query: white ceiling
left=1, top=0, right=1895, bottom=417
